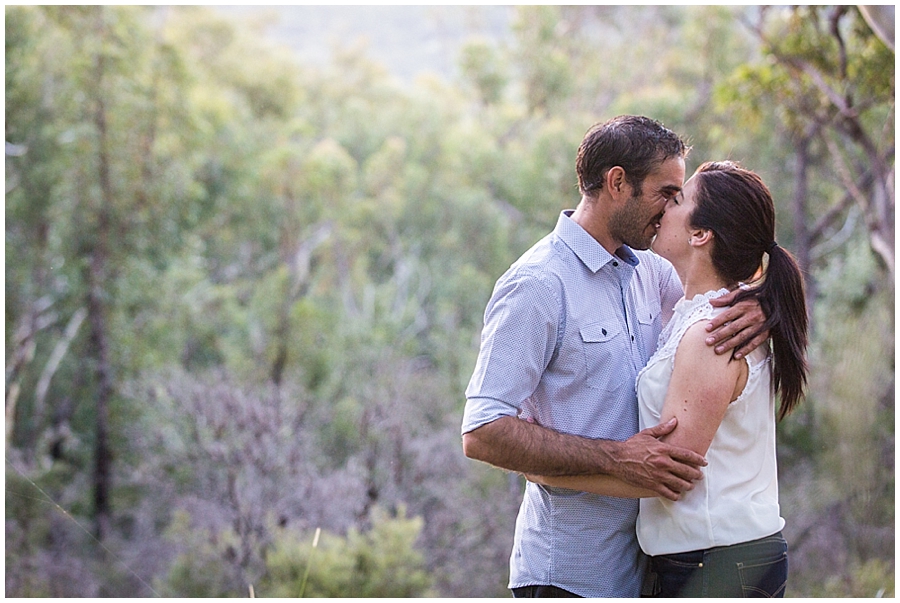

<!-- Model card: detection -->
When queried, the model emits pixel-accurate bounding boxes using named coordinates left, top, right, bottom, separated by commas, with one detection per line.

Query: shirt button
left=612, top=261, right=619, bottom=267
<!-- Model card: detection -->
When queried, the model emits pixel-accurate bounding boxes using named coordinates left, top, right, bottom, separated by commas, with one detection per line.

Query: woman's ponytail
left=691, top=161, right=810, bottom=420
left=751, top=243, right=809, bottom=420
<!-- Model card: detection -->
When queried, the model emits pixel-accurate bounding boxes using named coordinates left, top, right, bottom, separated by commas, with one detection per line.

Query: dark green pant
left=645, top=532, right=788, bottom=597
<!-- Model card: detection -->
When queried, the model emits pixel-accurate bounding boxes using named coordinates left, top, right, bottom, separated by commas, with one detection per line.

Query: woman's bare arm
left=525, top=473, right=657, bottom=499
left=659, top=321, right=745, bottom=456
left=528, top=321, right=744, bottom=498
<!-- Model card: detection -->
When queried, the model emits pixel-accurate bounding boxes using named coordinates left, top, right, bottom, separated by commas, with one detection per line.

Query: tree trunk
left=790, top=133, right=817, bottom=321
left=88, top=10, right=114, bottom=540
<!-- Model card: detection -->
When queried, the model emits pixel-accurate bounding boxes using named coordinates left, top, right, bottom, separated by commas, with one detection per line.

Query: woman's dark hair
left=690, top=161, right=809, bottom=420
left=576, top=115, right=688, bottom=197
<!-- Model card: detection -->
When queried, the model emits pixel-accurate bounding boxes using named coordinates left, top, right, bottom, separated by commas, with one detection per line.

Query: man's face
left=608, top=156, right=685, bottom=251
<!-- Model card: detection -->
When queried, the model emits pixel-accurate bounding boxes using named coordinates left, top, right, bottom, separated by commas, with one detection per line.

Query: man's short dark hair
left=576, top=115, right=688, bottom=197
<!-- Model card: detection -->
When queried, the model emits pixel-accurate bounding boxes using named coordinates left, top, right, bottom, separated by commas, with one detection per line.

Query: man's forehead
left=648, top=156, right=686, bottom=190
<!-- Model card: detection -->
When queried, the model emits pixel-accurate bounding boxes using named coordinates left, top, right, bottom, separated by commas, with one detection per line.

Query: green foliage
left=812, top=558, right=895, bottom=598
left=459, top=37, right=509, bottom=106
left=809, top=241, right=893, bottom=499
left=262, top=507, right=434, bottom=597
left=319, top=396, right=365, bottom=467
left=511, top=6, right=574, bottom=114
left=155, top=510, right=245, bottom=597
left=6, top=464, right=55, bottom=542
left=5, top=455, right=109, bottom=597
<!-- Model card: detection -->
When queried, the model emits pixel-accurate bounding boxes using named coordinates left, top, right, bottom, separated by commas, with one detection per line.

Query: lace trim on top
left=636, top=288, right=769, bottom=404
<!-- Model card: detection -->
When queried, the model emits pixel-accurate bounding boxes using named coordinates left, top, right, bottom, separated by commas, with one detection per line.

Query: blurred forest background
left=5, top=5, right=894, bottom=597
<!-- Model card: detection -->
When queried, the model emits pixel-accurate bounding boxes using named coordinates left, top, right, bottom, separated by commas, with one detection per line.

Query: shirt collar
left=556, top=210, right=640, bottom=273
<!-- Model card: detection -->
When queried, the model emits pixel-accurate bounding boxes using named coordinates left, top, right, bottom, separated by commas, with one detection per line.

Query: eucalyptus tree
left=722, top=6, right=894, bottom=288
left=8, top=5, right=193, bottom=539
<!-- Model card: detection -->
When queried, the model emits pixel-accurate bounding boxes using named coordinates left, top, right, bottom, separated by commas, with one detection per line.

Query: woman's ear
left=690, top=228, right=714, bottom=249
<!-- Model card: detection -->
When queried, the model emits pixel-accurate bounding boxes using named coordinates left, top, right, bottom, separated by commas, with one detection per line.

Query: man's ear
left=606, top=166, right=629, bottom=200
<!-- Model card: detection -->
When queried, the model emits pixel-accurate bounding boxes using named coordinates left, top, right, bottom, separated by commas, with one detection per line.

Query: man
left=461, top=116, right=767, bottom=597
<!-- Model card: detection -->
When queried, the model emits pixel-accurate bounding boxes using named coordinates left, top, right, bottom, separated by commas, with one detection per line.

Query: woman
left=529, top=161, right=808, bottom=597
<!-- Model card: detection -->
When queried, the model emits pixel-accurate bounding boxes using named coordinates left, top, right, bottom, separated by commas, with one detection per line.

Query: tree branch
left=33, top=307, right=88, bottom=433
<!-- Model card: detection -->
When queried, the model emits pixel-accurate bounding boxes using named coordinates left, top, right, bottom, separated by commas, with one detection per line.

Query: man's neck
left=570, top=196, right=621, bottom=256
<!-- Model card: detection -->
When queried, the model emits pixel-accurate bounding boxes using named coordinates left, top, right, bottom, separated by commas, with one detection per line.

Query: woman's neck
left=676, top=257, right=733, bottom=299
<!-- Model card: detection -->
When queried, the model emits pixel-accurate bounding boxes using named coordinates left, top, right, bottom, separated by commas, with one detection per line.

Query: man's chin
left=625, top=237, right=654, bottom=251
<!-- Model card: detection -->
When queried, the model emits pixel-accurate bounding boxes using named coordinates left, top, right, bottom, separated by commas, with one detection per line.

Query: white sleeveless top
left=635, top=289, right=785, bottom=556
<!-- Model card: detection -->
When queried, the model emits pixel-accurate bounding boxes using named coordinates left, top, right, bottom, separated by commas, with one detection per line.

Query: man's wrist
left=587, top=437, right=623, bottom=478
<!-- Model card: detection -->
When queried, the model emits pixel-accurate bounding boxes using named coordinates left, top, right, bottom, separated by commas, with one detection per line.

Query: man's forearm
left=462, top=415, right=706, bottom=501
left=462, top=416, right=621, bottom=476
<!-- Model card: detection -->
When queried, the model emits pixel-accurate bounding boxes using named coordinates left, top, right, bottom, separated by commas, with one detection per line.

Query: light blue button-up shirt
left=462, top=210, right=683, bottom=597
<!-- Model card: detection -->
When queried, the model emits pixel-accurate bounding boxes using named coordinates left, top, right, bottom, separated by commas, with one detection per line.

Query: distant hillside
left=213, top=5, right=513, bottom=82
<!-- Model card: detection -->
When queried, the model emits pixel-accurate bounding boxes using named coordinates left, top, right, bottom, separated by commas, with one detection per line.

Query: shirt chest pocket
left=580, top=322, right=625, bottom=392
left=635, top=300, right=662, bottom=352
left=635, top=301, right=661, bottom=326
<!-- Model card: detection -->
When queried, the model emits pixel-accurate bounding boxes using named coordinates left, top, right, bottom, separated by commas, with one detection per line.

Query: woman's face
left=651, top=174, right=700, bottom=266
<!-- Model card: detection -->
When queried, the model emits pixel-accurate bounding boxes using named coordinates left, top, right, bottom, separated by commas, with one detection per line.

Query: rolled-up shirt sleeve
left=462, top=269, right=560, bottom=434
